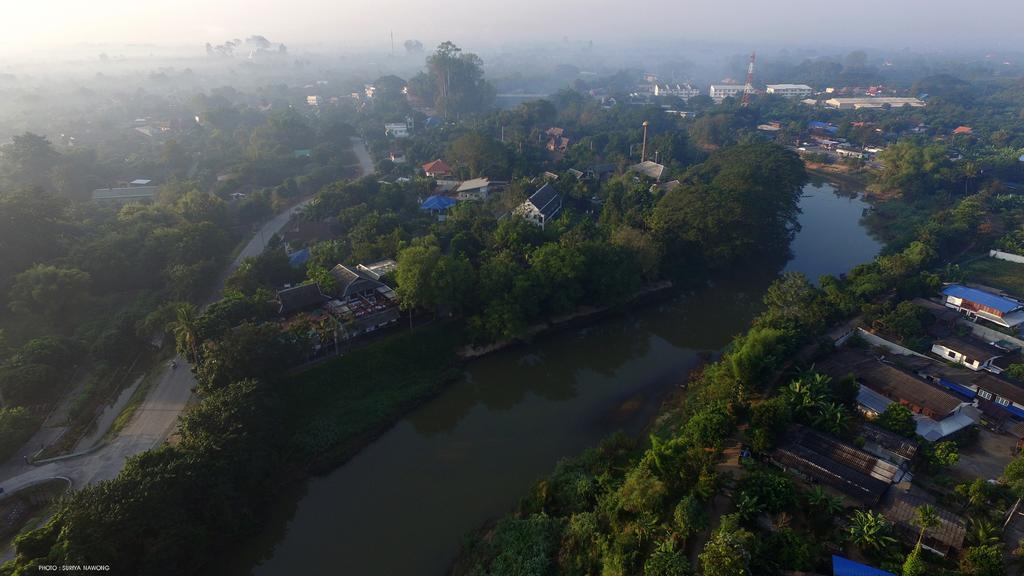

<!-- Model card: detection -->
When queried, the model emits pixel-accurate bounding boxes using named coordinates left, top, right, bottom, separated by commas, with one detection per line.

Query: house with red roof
left=421, top=159, right=453, bottom=178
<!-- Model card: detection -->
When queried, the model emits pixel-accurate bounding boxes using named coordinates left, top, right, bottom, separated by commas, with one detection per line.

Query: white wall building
left=765, top=84, right=813, bottom=98
left=825, top=97, right=926, bottom=110
left=654, top=84, right=701, bottom=100
left=709, top=84, right=745, bottom=102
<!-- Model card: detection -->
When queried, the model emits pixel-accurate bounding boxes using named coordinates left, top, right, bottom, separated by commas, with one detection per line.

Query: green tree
left=8, top=264, right=90, bottom=321
left=644, top=538, right=694, bottom=576
left=847, top=510, right=897, bottom=556
left=1, top=132, right=60, bottom=188
left=877, top=403, right=917, bottom=438
left=699, top=514, right=753, bottom=576
left=395, top=239, right=442, bottom=323
left=0, top=407, right=38, bottom=460
left=1005, top=364, right=1024, bottom=381
left=959, top=544, right=1005, bottom=576
left=169, top=303, right=201, bottom=363
left=413, top=41, right=495, bottom=119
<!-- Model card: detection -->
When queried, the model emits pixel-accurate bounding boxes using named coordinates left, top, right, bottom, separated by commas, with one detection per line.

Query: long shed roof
left=942, top=284, right=1022, bottom=314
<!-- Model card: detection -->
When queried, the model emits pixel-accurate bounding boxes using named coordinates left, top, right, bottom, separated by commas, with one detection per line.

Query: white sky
left=1, top=0, right=1020, bottom=52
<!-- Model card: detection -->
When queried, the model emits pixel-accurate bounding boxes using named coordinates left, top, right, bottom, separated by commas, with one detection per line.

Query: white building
left=765, top=84, right=813, bottom=98
left=455, top=178, right=491, bottom=201
left=654, top=84, right=701, bottom=100
left=306, top=95, right=321, bottom=107
left=384, top=117, right=414, bottom=138
left=709, top=84, right=745, bottom=102
left=514, top=183, right=562, bottom=229
left=825, top=97, right=925, bottom=110
left=836, top=148, right=867, bottom=160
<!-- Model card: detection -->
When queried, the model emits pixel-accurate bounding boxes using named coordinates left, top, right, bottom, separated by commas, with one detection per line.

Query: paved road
left=0, top=137, right=374, bottom=496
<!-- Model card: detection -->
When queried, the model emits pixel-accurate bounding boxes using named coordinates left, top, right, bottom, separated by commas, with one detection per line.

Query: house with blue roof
left=831, top=555, right=894, bottom=576
left=941, top=284, right=1024, bottom=330
left=420, top=195, right=457, bottom=221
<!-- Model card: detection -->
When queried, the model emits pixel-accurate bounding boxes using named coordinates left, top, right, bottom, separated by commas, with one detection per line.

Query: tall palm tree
left=847, top=510, right=897, bottom=554
left=169, top=303, right=200, bottom=363
left=914, top=505, right=939, bottom=545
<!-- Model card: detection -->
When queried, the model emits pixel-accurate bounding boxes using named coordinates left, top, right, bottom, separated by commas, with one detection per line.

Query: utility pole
left=641, top=121, right=649, bottom=162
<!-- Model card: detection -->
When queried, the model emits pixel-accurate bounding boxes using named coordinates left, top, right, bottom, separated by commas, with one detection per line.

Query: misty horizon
left=3, top=0, right=1023, bottom=58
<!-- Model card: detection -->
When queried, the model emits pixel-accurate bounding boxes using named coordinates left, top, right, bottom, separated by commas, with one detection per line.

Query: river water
left=229, top=178, right=881, bottom=576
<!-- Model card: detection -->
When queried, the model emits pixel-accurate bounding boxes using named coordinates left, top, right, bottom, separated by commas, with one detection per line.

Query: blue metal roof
left=420, top=195, right=457, bottom=211
left=942, top=284, right=1021, bottom=314
left=832, top=555, right=895, bottom=576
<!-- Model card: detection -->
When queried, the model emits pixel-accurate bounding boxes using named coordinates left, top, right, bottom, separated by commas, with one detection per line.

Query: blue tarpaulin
left=832, top=555, right=895, bottom=576
left=420, top=195, right=457, bottom=211
left=288, top=247, right=311, bottom=268
left=808, top=120, right=838, bottom=134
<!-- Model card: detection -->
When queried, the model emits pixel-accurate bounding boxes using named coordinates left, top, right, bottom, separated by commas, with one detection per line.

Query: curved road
left=0, top=137, right=374, bottom=495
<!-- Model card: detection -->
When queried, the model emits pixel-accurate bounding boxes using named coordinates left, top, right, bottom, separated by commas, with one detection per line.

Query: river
left=228, top=178, right=881, bottom=576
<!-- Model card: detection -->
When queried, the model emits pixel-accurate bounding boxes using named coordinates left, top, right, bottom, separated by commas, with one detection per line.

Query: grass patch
left=284, top=322, right=463, bottom=460
left=962, top=257, right=1024, bottom=296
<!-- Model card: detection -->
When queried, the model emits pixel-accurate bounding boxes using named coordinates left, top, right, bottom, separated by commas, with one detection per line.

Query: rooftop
left=832, top=555, right=894, bottom=576
left=771, top=425, right=901, bottom=505
left=879, top=492, right=965, bottom=555
left=421, top=159, right=452, bottom=174
left=818, top=348, right=965, bottom=418
left=766, top=84, right=812, bottom=90
left=628, top=160, right=666, bottom=181
left=277, top=283, right=328, bottom=315
left=527, top=182, right=562, bottom=219
left=91, top=186, right=158, bottom=201
left=933, top=336, right=1006, bottom=362
left=942, top=284, right=1022, bottom=314
left=330, top=264, right=385, bottom=299
left=456, top=177, right=490, bottom=192
left=420, top=195, right=458, bottom=211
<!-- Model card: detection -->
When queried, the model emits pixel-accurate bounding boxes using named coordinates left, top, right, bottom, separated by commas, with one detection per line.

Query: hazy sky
left=2, top=0, right=1020, bottom=53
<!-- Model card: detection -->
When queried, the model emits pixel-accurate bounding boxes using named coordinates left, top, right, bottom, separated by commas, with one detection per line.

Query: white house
left=455, top=178, right=491, bottom=201
left=384, top=117, right=414, bottom=138
left=931, top=337, right=1006, bottom=373
left=514, top=183, right=562, bottom=229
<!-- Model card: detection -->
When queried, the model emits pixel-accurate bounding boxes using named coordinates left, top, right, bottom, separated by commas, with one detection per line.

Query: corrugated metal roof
left=942, top=284, right=1022, bottom=314
left=832, top=555, right=895, bottom=576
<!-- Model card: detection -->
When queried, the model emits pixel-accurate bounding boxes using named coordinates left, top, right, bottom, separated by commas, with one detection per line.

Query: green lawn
left=283, top=322, right=464, bottom=461
left=962, top=257, right=1024, bottom=297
